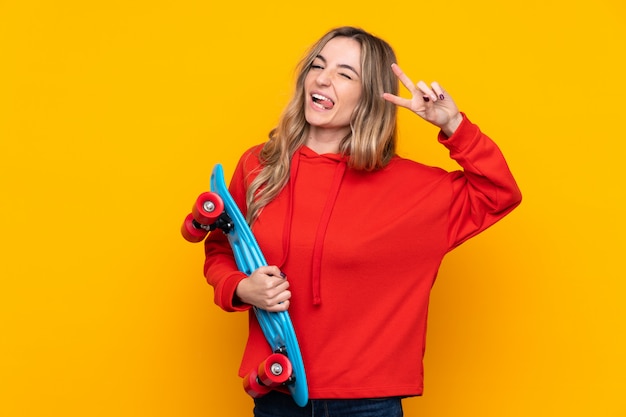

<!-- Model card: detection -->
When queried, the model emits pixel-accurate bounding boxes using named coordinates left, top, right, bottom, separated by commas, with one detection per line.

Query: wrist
left=233, top=276, right=250, bottom=306
left=441, top=113, right=463, bottom=138
left=235, top=278, right=246, bottom=301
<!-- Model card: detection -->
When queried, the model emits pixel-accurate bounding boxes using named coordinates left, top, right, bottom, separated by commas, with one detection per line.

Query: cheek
left=345, top=88, right=362, bottom=112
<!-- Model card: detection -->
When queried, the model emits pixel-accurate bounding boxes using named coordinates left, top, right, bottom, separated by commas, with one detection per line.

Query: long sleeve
left=440, top=114, right=522, bottom=250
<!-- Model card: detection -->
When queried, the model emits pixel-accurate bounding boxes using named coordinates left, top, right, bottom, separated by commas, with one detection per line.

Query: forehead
left=317, top=37, right=362, bottom=68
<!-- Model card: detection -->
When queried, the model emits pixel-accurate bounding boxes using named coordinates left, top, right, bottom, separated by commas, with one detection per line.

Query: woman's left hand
left=383, top=63, right=463, bottom=137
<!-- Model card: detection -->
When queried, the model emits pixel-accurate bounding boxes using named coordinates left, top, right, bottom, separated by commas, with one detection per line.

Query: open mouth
left=311, top=93, right=335, bottom=110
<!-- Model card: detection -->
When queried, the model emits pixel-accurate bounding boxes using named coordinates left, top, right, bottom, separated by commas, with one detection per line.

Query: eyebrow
left=315, top=55, right=361, bottom=78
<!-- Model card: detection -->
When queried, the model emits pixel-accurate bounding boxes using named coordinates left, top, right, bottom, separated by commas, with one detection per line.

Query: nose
left=315, top=69, right=331, bottom=86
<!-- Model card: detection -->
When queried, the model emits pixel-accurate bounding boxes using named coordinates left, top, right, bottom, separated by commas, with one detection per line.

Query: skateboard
left=181, top=163, right=309, bottom=407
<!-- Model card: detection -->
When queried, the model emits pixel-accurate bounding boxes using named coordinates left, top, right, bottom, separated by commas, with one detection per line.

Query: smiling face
left=303, top=36, right=363, bottom=147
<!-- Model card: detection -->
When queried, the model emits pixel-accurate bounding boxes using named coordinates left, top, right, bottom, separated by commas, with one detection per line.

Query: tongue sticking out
left=312, top=94, right=334, bottom=110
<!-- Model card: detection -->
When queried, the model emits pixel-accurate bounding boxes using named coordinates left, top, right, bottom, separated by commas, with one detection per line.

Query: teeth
left=312, top=93, right=333, bottom=103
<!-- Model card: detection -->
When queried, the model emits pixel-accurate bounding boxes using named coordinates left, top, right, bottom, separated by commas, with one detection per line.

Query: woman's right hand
left=235, top=266, right=291, bottom=312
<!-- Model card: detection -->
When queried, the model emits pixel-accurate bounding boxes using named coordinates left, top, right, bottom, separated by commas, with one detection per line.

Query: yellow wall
left=1, top=1, right=624, bottom=415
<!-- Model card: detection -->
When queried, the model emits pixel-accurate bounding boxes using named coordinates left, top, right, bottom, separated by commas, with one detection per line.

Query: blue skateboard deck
left=209, top=164, right=308, bottom=407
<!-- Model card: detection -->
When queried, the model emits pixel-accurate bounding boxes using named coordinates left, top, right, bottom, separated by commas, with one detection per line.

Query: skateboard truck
left=191, top=212, right=233, bottom=234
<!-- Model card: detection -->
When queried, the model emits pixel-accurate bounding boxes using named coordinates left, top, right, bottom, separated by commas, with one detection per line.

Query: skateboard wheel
left=181, top=213, right=208, bottom=243
left=192, top=192, right=224, bottom=225
left=243, top=368, right=272, bottom=398
left=257, top=353, right=293, bottom=387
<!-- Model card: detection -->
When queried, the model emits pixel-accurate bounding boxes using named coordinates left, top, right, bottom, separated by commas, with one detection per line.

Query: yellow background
left=1, top=1, right=624, bottom=415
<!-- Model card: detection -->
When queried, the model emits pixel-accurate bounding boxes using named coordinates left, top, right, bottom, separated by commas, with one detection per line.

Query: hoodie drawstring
left=310, top=161, right=346, bottom=305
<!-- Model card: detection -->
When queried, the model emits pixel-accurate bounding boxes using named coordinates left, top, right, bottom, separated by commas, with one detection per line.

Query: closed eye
left=311, top=55, right=326, bottom=70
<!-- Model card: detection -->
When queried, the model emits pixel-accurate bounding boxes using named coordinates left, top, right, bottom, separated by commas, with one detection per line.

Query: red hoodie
left=203, top=114, right=522, bottom=399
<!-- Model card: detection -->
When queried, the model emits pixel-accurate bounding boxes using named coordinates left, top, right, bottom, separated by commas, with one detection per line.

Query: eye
left=339, top=73, right=352, bottom=80
left=310, top=63, right=324, bottom=70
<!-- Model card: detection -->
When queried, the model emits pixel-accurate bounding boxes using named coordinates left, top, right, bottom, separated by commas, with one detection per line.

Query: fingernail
left=439, top=94, right=445, bottom=100
left=423, top=96, right=430, bottom=102
left=280, top=272, right=286, bottom=279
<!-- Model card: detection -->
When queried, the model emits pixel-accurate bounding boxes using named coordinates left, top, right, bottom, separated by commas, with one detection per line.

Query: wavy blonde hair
left=246, top=27, right=399, bottom=224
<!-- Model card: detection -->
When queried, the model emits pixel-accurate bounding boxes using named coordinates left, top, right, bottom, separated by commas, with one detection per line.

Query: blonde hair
left=246, top=27, right=399, bottom=224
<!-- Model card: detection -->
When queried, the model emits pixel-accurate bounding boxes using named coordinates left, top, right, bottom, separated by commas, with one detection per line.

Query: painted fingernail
left=280, top=272, right=286, bottom=279
left=423, top=96, right=430, bottom=102
left=439, top=94, right=445, bottom=100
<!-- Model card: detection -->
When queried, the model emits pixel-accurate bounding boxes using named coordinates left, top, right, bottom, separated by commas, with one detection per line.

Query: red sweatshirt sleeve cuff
left=437, top=112, right=475, bottom=146
left=215, top=271, right=251, bottom=312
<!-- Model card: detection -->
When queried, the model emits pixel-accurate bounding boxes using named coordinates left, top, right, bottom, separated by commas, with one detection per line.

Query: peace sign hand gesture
left=383, top=63, right=463, bottom=137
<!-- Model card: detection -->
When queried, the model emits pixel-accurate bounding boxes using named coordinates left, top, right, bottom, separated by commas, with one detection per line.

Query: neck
left=305, top=127, right=349, bottom=154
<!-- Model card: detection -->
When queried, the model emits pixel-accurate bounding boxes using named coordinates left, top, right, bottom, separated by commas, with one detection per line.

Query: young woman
left=203, top=26, right=522, bottom=417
